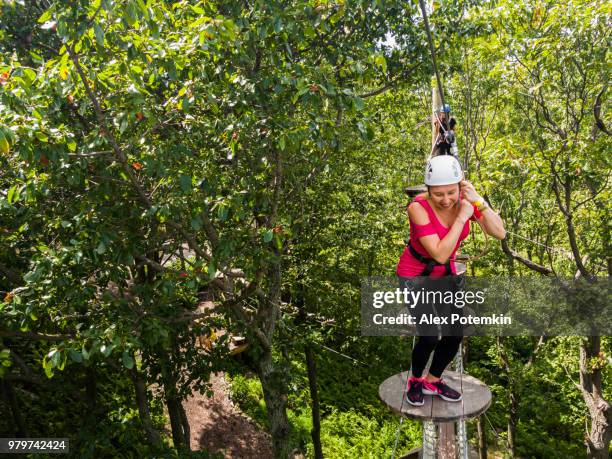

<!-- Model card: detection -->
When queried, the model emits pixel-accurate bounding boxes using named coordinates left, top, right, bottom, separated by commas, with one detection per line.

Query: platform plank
left=379, top=370, right=491, bottom=422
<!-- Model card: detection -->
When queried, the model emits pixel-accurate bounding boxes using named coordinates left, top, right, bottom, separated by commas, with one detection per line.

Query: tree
left=447, top=0, right=610, bottom=455
left=1, top=0, right=434, bottom=456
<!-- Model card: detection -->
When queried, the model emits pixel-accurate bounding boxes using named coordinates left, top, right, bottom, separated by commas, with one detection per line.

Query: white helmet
left=424, top=155, right=463, bottom=186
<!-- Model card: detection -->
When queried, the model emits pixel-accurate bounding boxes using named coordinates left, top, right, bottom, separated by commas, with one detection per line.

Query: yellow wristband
left=473, top=199, right=483, bottom=208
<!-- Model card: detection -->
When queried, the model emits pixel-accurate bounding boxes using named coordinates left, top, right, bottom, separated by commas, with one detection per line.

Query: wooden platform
left=378, top=370, right=491, bottom=422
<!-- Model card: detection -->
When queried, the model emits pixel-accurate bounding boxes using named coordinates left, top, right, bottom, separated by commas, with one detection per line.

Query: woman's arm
left=408, top=200, right=474, bottom=264
left=475, top=206, right=506, bottom=240
left=460, top=180, right=506, bottom=240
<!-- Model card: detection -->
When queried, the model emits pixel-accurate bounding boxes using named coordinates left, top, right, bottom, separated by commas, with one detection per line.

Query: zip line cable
left=312, top=340, right=368, bottom=366
left=241, top=301, right=369, bottom=366
left=506, top=230, right=574, bottom=257
left=418, top=0, right=446, bottom=109
left=506, top=230, right=607, bottom=272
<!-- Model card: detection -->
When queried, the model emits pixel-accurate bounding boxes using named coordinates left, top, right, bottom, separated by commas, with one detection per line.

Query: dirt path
left=182, top=372, right=273, bottom=458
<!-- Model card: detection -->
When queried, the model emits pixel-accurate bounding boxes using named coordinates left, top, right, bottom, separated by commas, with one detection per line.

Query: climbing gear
left=450, top=141, right=459, bottom=158
left=422, top=378, right=462, bottom=402
left=424, top=155, right=463, bottom=186
left=408, top=241, right=453, bottom=276
left=455, top=225, right=490, bottom=264
left=417, top=0, right=464, bottom=163
left=436, top=103, right=451, bottom=114
left=406, top=377, right=425, bottom=406
left=432, top=112, right=459, bottom=158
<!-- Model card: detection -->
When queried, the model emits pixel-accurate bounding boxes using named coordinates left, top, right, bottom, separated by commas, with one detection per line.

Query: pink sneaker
left=422, top=378, right=462, bottom=402
left=406, top=377, right=424, bottom=406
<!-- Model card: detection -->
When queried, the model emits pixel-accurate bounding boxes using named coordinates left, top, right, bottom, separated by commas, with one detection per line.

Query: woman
left=397, top=155, right=505, bottom=406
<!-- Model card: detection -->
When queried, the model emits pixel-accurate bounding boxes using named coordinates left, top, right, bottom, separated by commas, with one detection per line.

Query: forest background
left=0, top=0, right=610, bottom=458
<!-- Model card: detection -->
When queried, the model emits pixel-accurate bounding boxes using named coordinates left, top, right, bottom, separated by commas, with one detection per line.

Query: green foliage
left=228, top=344, right=423, bottom=459
left=318, top=409, right=419, bottom=459
left=228, top=373, right=270, bottom=429
left=0, top=0, right=609, bottom=456
left=0, top=359, right=170, bottom=458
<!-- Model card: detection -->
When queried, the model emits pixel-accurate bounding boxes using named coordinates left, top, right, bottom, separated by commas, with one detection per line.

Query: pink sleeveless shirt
left=396, top=195, right=481, bottom=277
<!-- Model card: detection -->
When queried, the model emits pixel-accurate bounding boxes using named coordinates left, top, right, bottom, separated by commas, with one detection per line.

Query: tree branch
left=0, top=262, right=21, bottom=285
left=500, top=238, right=553, bottom=274
left=0, top=330, right=74, bottom=341
left=358, top=60, right=422, bottom=98
left=593, top=85, right=609, bottom=135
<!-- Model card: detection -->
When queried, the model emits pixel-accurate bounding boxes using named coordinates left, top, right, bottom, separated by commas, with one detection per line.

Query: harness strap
left=408, top=241, right=452, bottom=276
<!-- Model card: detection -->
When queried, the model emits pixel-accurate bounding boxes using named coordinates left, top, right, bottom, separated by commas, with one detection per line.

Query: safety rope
left=483, top=411, right=511, bottom=451
left=505, top=230, right=607, bottom=272
left=459, top=223, right=490, bottom=263
left=313, top=341, right=368, bottom=366
left=391, top=336, right=417, bottom=459
left=391, top=338, right=414, bottom=458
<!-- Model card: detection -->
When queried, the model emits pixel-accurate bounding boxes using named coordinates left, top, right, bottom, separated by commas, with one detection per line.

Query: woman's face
left=428, top=184, right=460, bottom=210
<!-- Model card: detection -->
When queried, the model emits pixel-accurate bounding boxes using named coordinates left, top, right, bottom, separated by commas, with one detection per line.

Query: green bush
left=228, top=365, right=422, bottom=458
left=227, top=373, right=269, bottom=429
left=318, top=410, right=421, bottom=459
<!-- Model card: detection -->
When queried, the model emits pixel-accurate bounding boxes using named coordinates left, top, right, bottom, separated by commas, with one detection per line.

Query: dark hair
left=426, top=183, right=460, bottom=193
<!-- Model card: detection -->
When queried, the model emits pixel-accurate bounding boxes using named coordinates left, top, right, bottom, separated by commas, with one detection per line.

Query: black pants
left=399, top=275, right=464, bottom=378
left=410, top=335, right=462, bottom=378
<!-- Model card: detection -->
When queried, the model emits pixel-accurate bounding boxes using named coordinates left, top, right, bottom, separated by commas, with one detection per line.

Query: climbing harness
left=407, top=241, right=453, bottom=276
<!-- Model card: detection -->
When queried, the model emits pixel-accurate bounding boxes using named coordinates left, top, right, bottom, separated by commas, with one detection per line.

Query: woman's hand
left=460, top=180, right=482, bottom=204
left=458, top=199, right=474, bottom=222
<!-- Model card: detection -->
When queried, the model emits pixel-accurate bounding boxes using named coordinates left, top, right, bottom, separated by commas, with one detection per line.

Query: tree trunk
left=166, top=397, right=188, bottom=451
left=476, top=416, right=487, bottom=459
left=579, top=337, right=612, bottom=458
left=162, top=359, right=190, bottom=453
left=159, top=336, right=191, bottom=453
left=131, top=367, right=161, bottom=446
left=178, top=399, right=191, bottom=450
left=256, top=350, right=293, bottom=458
left=252, top=253, right=292, bottom=458
left=85, top=366, right=97, bottom=412
left=1, top=379, right=28, bottom=437
left=305, top=344, right=323, bottom=459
